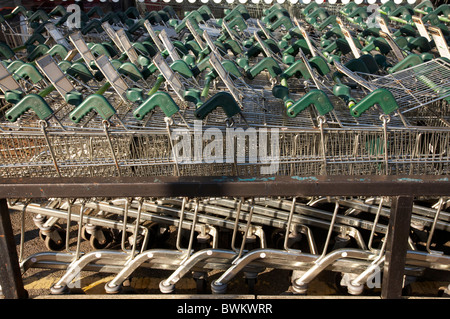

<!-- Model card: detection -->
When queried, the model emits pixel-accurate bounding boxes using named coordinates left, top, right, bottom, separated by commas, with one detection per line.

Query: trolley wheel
left=334, top=272, right=351, bottom=295
left=89, top=228, right=114, bottom=249
left=43, top=226, right=66, bottom=251
left=39, top=224, right=62, bottom=241
left=81, top=225, right=91, bottom=241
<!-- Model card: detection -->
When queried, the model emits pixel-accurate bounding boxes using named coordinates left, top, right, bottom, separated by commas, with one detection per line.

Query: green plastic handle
left=29, top=10, right=49, bottom=23
left=27, top=44, right=50, bottom=62
left=247, top=57, right=282, bottom=80
left=46, top=44, right=69, bottom=60
left=118, top=62, right=144, bottom=82
left=316, top=15, right=338, bottom=31
left=303, top=2, right=320, bottom=16
left=3, top=6, right=28, bottom=19
left=13, top=63, right=43, bottom=83
left=64, top=91, right=83, bottom=106
left=66, top=62, right=95, bottom=83
left=125, top=7, right=140, bottom=19
left=272, top=85, right=294, bottom=108
left=133, top=91, right=180, bottom=119
left=223, top=39, right=242, bottom=56
left=126, top=88, right=144, bottom=103
left=170, top=60, right=194, bottom=78
left=281, top=60, right=311, bottom=80
left=333, top=84, right=357, bottom=107
left=287, top=90, right=334, bottom=117
left=350, top=88, right=399, bottom=117
left=0, top=42, right=15, bottom=60
left=388, top=54, right=423, bottom=73
left=4, top=89, right=24, bottom=104
left=69, top=94, right=116, bottom=123
left=184, top=88, right=202, bottom=106
left=226, top=15, right=247, bottom=32
left=194, top=91, right=241, bottom=119
left=49, top=5, right=67, bottom=17
left=5, top=94, right=53, bottom=122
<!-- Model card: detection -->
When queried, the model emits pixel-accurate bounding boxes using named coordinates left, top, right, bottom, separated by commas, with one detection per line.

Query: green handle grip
left=407, top=36, right=431, bottom=53
left=27, top=44, right=50, bottom=62
left=194, top=91, right=241, bottom=119
left=185, top=40, right=203, bottom=58
left=198, top=5, right=213, bottom=19
left=247, top=57, right=282, bottom=80
left=28, top=10, right=49, bottom=23
left=226, top=15, right=247, bottom=32
left=303, top=2, right=320, bottom=16
left=272, top=85, right=294, bottom=109
left=0, top=42, right=15, bottom=60
left=267, top=16, right=293, bottom=32
left=3, top=6, right=29, bottom=19
left=13, top=63, right=43, bottom=84
left=224, top=4, right=250, bottom=21
left=4, top=89, right=24, bottom=104
left=281, top=60, right=310, bottom=80
left=49, top=5, right=67, bottom=17
left=175, top=12, right=202, bottom=33
left=223, top=39, right=242, bottom=56
left=221, top=60, right=242, bottom=79
left=126, top=88, right=144, bottom=103
left=316, top=15, right=338, bottom=31
left=64, top=91, right=83, bottom=106
left=46, top=44, right=69, bottom=60
left=287, top=90, right=334, bottom=117
left=284, top=39, right=311, bottom=57
left=350, top=88, right=399, bottom=117
left=133, top=91, right=179, bottom=119
left=170, top=60, right=194, bottom=79
left=5, top=94, right=53, bottom=122
left=125, top=7, right=141, bottom=19
left=6, top=60, right=24, bottom=75
left=184, top=88, right=202, bottom=106
left=333, top=84, right=357, bottom=107
left=322, top=38, right=352, bottom=56
left=340, top=2, right=358, bottom=16
left=87, top=6, right=104, bottom=18
left=90, top=43, right=111, bottom=58
left=388, top=54, right=423, bottom=73
left=69, top=94, right=116, bottom=123
left=66, top=62, right=95, bottom=83
left=118, top=62, right=144, bottom=82
left=81, top=19, right=103, bottom=35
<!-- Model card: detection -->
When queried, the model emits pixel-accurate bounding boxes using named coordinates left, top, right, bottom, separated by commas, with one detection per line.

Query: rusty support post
left=381, top=196, right=413, bottom=299
left=0, top=198, right=27, bottom=299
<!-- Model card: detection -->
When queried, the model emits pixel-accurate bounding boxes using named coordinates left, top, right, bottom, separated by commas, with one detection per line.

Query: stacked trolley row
left=1, top=1, right=450, bottom=297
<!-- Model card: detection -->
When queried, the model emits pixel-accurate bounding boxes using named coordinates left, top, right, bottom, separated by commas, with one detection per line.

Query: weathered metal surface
left=0, top=175, right=448, bottom=198
left=382, top=196, right=414, bottom=299
left=0, top=198, right=27, bottom=299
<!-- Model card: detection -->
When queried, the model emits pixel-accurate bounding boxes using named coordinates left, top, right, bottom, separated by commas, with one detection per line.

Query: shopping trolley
left=1, top=1, right=450, bottom=299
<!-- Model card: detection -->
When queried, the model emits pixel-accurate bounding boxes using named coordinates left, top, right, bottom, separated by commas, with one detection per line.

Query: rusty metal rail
left=1, top=175, right=449, bottom=299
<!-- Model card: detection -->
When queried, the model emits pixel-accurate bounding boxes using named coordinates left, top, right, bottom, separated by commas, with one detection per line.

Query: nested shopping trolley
left=1, top=1, right=450, bottom=298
